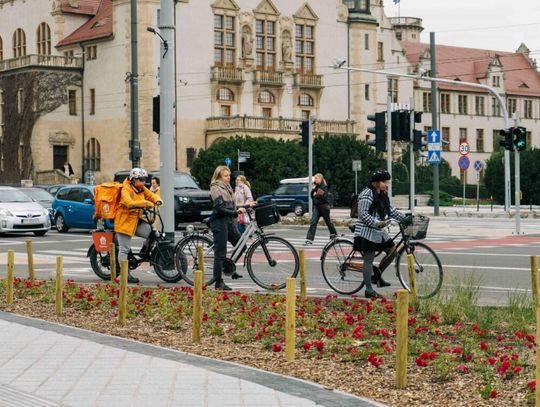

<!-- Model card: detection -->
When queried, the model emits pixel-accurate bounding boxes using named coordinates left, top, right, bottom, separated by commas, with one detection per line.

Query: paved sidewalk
left=0, top=312, right=384, bottom=407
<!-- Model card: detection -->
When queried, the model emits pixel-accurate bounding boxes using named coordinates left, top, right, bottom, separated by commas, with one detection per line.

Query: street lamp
left=147, top=27, right=169, bottom=58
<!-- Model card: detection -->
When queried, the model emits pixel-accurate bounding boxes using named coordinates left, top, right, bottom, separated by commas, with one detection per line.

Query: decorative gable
left=211, top=0, right=239, bottom=11
left=294, top=2, right=319, bottom=21
left=489, top=55, right=503, bottom=68
left=254, top=0, right=280, bottom=15
left=518, top=81, right=530, bottom=88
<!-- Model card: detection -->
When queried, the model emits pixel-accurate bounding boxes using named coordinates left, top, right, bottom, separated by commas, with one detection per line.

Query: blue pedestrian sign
left=225, top=157, right=232, bottom=167
left=458, top=155, right=470, bottom=171
left=474, top=160, right=483, bottom=172
left=428, top=130, right=441, bottom=144
left=427, top=130, right=441, bottom=165
left=428, top=150, right=441, bottom=164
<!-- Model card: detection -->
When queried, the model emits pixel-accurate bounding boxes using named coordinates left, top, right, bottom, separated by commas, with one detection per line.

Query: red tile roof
left=57, top=0, right=112, bottom=47
left=60, top=0, right=101, bottom=16
left=401, top=41, right=540, bottom=97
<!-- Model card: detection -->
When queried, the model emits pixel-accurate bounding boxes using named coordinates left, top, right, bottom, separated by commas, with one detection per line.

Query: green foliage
left=427, top=190, right=455, bottom=206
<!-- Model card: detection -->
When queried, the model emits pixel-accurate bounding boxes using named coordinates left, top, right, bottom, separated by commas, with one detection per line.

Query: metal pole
left=476, top=173, right=480, bottom=212
left=387, top=97, right=392, bottom=202
left=430, top=32, right=440, bottom=216
left=159, top=0, right=175, bottom=240
left=130, top=0, right=140, bottom=167
left=355, top=170, right=358, bottom=196
left=514, top=115, right=521, bottom=234
left=308, top=116, right=314, bottom=214
left=237, top=149, right=240, bottom=173
left=462, top=170, right=466, bottom=211
left=409, top=98, right=415, bottom=213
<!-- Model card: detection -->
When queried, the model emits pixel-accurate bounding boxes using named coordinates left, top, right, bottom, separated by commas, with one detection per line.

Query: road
left=1, top=216, right=540, bottom=305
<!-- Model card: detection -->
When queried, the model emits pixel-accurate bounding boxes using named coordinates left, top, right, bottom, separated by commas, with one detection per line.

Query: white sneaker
left=304, top=240, right=313, bottom=245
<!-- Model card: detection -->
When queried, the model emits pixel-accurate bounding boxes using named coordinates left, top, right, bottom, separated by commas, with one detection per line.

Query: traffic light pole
left=308, top=116, right=314, bottom=215
left=387, top=97, right=393, bottom=201
left=514, top=115, right=521, bottom=234
left=409, top=99, right=415, bottom=212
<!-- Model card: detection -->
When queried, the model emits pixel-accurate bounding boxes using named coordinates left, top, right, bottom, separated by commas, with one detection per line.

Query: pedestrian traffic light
left=299, top=119, right=309, bottom=147
left=499, top=128, right=514, bottom=151
left=513, top=126, right=527, bottom=151
left=412, top=130, right=427, bottom=151
left=152, top=95, right=160, bottom=134
left=366, top=112, right=386, bottom=152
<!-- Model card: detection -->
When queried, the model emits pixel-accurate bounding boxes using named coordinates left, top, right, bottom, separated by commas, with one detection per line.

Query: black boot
left=215, top=280, right=232, bottom=291
left=377, top=277, right=391, bottom=287
left=127, top=273, right=140, bottom=284
left=231, top=272, right=243, bottom=280
left=365, top=289, right=382, bottom=299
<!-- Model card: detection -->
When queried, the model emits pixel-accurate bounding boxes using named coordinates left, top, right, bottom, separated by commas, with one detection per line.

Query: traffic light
left=513, top=126, right=527, bottom=151
left=391, top=110, right=410, bottom=141
left=499, top=128, right=514, bottom=151
left=152, top=95, right=160, bottom=134
left=412, top=130, right=427, bottom=151
left=299, top=119, right=309, bottom=147
left=366, top=112, right=386, bottom=152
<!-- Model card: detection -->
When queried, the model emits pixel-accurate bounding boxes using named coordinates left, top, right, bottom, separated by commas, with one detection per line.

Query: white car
left=0, top=186, right=51, bottom=236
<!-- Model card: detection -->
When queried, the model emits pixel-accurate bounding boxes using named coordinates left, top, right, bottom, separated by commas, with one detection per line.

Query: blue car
left=52, top=184, right=103, bottom=232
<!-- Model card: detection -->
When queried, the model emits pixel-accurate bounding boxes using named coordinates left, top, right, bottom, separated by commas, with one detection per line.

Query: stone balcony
left=293, top=73, right=323, bottom=89
left=254, top=70, right=284, bottom=87
left=210, top=66, right=244, bottom=83
left=205, top=115, right=356, bottom=145
left=0, top=54, right=83, bottom=73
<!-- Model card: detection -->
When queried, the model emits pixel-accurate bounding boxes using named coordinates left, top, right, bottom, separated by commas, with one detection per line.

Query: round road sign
left=458, top=155, right=470, bottom=171
left=474, top=160, right=483, bottom=172
left=459, top=142, right=470, bottom=156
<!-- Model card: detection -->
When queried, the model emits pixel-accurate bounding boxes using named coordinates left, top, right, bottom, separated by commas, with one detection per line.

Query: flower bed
left=0, top=277, right=537, bottom=406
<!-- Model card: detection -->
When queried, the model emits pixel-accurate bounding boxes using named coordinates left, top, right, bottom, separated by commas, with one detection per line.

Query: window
left=89, top=88, right=95, bottom=115
left=422, top=92, right=432, bottom=112
left=526, top=131, right=532, bottom=148
left=86, top=45, right=97, bottom=60
left=214, top=15, right=236, bottom=67
left=0, top=36, right=3, bottom=61
left=301, top=110, right=310, bottom=120
left=68, top=90, right=77, bottom=115
left=85, top=138, right=101, bottom=171
left=491, top=97, right=501, bottom=116
left=377, top=42, right=383, bottom=61
left=388, top=78, right=398, bottom=103
left=364, top=84, right=369, bottom=101
left=507, top=98, right=517, bottom=115
left=476, top=129, right=484, bottom=152
left=298, top=93, right=314, bottom=106
left=459, top=128, right=467, bottom=143
left=492, top=76, right=500, bottom=87
left=442, top=127, right=450, bottom=151
left=475, top=96, right=485, bottom=116
left=17, top=88, right=23, bottom=114
left=36, top=22, right=51, bottom=55
left=440, top=93, right=450, bottom=114
left=458, top=95, right=468, bottom=115
left=258, top=90, right=275, bottom=104
left=64, top=50, right=74, bottom=63
left=186, top=147, right=196, bottom=168
left=220, top=105, right=231, bottom=116
left=256, top=18, right=276, bottom=70
left=364, top=34, right=369, bottom=50
left=524, top=99, right=533, bottom=119
left=217, top=87, right=234, bottom=101
left=295, top=23, right=315, bottom=74
left=12, top=28, right=26, bottom=58
left=262, top=107, right=272, bottom=118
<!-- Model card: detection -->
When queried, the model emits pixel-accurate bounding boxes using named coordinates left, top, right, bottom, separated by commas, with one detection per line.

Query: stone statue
left=282, top=30, right=292, bottom=62
left=242, top=26, right=253, bottom=58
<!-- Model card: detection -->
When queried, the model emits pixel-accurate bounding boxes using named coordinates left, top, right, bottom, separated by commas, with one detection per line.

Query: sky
left=383, top=0, right=540, bottom=59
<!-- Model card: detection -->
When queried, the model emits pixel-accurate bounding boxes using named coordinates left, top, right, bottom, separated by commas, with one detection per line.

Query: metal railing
left=0, top=54, right=83, bottom=72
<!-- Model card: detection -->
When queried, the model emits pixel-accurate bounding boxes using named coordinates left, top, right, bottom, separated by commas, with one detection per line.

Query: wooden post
left=55, top=256, right=63, bottom=316
left=285, top=277, right=296, bottom=362
left=531, top=256, right=539, bottom=308
left=110, top=243, right=116, bottom=281
left=192, top=270, right=203, bottom=343
left=6, top=250, right=14, bottom=305
left=197, top=245, right=205, bottom=274
left=536, top=307, right=540, bottom=407
left=25, top=240, right=35, bottom=282
left=395, top=289, right=409, bottom=389
left=299, top=248, right=307, bottom=300
left=407, top=254, right=418, bottom=302
left=118, top=260, right=128, bottom=326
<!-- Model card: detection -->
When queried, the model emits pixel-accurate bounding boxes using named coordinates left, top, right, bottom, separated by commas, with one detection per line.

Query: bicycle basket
left=404, top=214, right=430, bottom=240
left=254, top=202, right=280, bottom=227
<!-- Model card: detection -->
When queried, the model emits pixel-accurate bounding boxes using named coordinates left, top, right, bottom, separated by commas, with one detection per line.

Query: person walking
left=354, top=169, right=409, bottom=299
left=304, top=173, right=337, bottom=245
left=234, top=175, right=254, bottom=234
left=150, top=176, right=160, bottom=196
left=209, top=165, right=244, bottom=290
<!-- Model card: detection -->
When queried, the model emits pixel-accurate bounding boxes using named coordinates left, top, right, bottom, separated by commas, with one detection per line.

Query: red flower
left=302, top=343, right=312, bottom=351
left=489, top=390, right=497, bottom=399
left=415, top=357, right=427, bottom=367
left=513, top=366, right=523, bottom=374
left=202, top=313, right=208, bottom=321
left=272, top=343, right=282, bottom=352
left=527, top=380, right=536, bottom=389
left=480, top=341, right=488, bottom=351
left=110, top=299, right=117, bottom=307
left=487, top=357, right=497, bottom=366
left=457, top=364, right=469, bottom=373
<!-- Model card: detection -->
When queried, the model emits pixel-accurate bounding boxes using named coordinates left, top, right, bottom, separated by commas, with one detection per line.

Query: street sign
left=474, top=160, right=483, bottom=172
left=459, top=142, right=470, bottom=156
left=427, top=130, right=441, bottom=144
left=428, top=150, right=441, bottom=164
left=458, top=155, right=470, bottom=171
left=352, top=160, right=362, bottom=171
left=225, top=157, right=232, bottom=167
left=238, top=151, right=250, bottom=163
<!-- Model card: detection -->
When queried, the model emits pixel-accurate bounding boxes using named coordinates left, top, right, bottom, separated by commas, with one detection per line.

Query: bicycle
left=320, top=214, right=443, bottom=298
left=88, top=207, right=184, bottom=283
left=174, top=202, right=299, bottom=290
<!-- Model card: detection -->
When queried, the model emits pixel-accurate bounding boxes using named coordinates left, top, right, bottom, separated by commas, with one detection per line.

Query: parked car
left=52, top=184, right=101, bottom=232
left=18, top=187, right=55, bottom=224
left=113, top=171, right=213, bottom=226
left=257, top=177, right=310, bottom=216
left=0, top=186, right=51, bottom=236
left=36, top=184, right=67, bottom=197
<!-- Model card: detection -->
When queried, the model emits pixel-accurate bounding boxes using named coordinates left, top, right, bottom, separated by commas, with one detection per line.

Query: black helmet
left=371, top=169, right=391, bottom=182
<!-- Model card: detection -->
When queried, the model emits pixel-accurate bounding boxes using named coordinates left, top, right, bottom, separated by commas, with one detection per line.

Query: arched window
left=12, top=28, right=26, bottom=58
left=217, top=87, right=234, bottom=101
left=85, top=138, right=101, bottom=171
left=36, top=23, right=51, bottom=55
left=0, top=36, right=3, bottom=61
left=258, top=90, right=275, bottom=104
left=298, top=93, right=314, bottom=107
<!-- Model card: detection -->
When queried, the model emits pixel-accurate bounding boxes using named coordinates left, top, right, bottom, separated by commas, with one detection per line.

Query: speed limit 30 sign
left=459, top=142, right=470, bottom=156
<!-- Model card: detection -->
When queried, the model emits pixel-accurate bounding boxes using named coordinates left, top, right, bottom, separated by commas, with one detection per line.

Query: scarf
left=210, top=180, right=235, bottom=203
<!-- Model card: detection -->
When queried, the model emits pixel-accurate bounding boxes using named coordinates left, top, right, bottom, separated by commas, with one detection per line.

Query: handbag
left=238, top=212, right=250, bottom=225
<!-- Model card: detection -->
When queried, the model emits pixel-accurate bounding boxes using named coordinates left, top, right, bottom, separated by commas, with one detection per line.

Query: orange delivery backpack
left=93, top=182, right=122, bottom=220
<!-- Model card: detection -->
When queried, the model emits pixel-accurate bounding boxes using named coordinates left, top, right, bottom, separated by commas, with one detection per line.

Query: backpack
left=93, top=182, right=122, bottom=220
left=350, top=193, right=359, bottom=218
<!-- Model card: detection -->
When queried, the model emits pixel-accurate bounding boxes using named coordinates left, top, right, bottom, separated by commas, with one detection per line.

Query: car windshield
left=19, top=188, right=54, bottom=202
left=0, top=189, right=34, bottom=203
left=173, top=174, right=199, bottom=189
left=274, top=185, right=288, bottom=195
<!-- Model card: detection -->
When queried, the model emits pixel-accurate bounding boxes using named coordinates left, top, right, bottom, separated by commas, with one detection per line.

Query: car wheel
left=293, top=204, right=305, bottom=217
left=34, top=231, right=47, bottom=237
left=55, top=214, right=69, bottom=233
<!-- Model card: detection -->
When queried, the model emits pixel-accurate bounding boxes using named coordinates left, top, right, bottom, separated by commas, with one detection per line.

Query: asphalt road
left=1, top=216, right=540, bottom=305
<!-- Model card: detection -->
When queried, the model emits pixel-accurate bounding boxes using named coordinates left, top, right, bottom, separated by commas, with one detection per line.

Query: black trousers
left=210, top=216, right=240, bottom=282
left=306, top=205, right=337, bottom=241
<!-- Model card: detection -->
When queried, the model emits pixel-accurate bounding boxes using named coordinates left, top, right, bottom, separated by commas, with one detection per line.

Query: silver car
left=0, top=187, right=51, bottom=236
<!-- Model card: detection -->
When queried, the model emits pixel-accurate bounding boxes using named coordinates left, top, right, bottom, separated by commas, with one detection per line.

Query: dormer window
left=343, top=0, right=370, bottom=13
left=492, top=76, right=500, bottom=87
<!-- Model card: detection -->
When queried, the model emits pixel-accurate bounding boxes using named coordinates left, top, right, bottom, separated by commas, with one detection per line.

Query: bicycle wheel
left=396, top=241, right=443, bottom=299
left=152, top=242, right=182, bottom=283
left=321, top=238, right=364, bottom=295
left=174, top=235, right=215, bottom=286
left=89, top=244, right=116, bottom=281
left=246, top=236, right=299, bottom=290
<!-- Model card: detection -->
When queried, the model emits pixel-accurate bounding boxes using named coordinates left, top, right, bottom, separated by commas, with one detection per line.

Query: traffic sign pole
left=514, top=115, right=521, bottom=234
